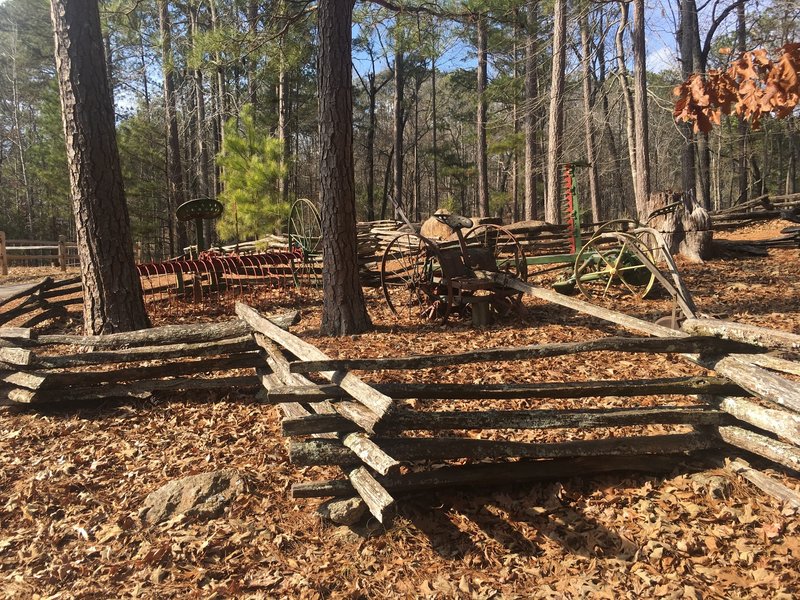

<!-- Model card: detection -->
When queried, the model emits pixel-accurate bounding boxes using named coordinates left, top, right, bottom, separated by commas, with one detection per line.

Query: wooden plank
left=718, top=397, right=800, bottom=444
left=261, top=376, right=747, bottom=403
left=288, top=336, right=761, bottom=373
left=3, top=353, right=260, bottom=390
left=27, top=336, right=258, bottom=368
left=7, top=375, right=261, bottom=404
left=683, top=318, right=800, bottom=352
left=281, top=405, right=724, bottom=436
left=290, top=433, right=718, bottom=466
left=0, top=347, right=32, bottom=366
left=236, top=302, right=394, bottom=428
left=341, top=433, right=400, bottom=476
left=746, top=354, right=800, bottom=376
left=718, top=426, right=800, bottom=472
left=292, top=453, right=700, bottom=498
left=348, top=466, right=395, bottom=523
left=0, top=328, right=33, bottom=340
left=489, top=275, right=800, bottom=414
left=727, top=458, right=800, bottom=509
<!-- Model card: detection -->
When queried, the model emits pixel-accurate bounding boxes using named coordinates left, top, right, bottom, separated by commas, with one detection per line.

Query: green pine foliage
left=216, top=105, right=288, bottom=243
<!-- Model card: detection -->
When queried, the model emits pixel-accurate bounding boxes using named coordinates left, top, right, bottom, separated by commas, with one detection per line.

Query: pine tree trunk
left=616, top=1, right=637, bottom=211
left=523, top=0, right=538, bottom=220
left=431, top=56, right=440, bottom=210
left=476, top=14, right=489, bottom=218
left=545, top=0, right=566, bottom=224
left=736, top=0, right=748, bottom=205
left=159, top=0, right=187, bottom=255
left=279, top=48, right=290, bottom=205
left=50, top=0, right=151, bottom=334
left=366, top=72, right=376, bottom=221
left=318, top=0, right=372, bottom=335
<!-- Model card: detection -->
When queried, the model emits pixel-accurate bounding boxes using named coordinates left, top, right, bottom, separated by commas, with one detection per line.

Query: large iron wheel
left=287, top=198, right=322, bottom=287
left=380, top=233, right=450, bottom=322
left=574, top=231, right=656, bottom=301
left=464, top=224, right=527, bottom=316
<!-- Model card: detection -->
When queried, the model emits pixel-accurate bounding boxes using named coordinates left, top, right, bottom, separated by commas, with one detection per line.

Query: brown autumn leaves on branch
left=674, top=43, right=800, bottom=132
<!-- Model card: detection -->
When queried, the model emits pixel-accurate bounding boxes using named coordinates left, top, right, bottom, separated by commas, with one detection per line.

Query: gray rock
left=140, top=469, right=245, bottom=525
left=318, top=497, right=367, bottom=526
left=691, top=472, right=732, bottom=500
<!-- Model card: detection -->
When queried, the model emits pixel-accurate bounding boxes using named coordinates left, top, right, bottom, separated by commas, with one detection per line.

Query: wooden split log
left=3, top=353, right=260, bottom=390
left=287, top=336, right=761, bottom=373
left=7, top=375, right=261, bottom=404
left=745, top=354, right=800, bottom=376
left=23, top=336, right=258, bottom=369
left=0, top=277, right=53, bottom=310
left=292, top=453, right=702, bottom=498
left=683, top=318, right=800, bottom=353
left=236, top=302, right=394, bottom=429
left=489, top=275, right=800, bottom=414
left=290, top=432, right=718, bottom=466
left=717, top=397, right=800, bottom=444
left=718, top=426, right=800, bottom=472
left=348, top=466, right=395, bottom=523
left=282, top=405, right=724, bottom=436
left=262, top=376, right=746, bottom=403
left=0, top=347, right=32, bottom=367
left=726, top=458, right=800, bottom=510
left=20, top=305, right=69, bottom=328
left=0, top=328, right=33, bottom=340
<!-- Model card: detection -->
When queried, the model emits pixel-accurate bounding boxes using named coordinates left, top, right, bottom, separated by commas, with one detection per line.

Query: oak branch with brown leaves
left=674, top=43, right=800, bottom=133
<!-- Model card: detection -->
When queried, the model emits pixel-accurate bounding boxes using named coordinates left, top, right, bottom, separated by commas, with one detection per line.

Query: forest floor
left=1, top=220, right=799, bottom=599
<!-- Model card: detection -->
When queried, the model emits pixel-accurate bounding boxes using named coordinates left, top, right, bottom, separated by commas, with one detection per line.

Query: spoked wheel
left=380, top=233, right=451, bottom=322
left=464, top=224, right=528, bottom=316
left=574, top=231, right=657, bottom=301
left=288, top=198, right=322, bottom=288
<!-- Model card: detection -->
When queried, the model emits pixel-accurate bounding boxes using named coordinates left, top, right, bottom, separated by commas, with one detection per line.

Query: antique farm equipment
left=380, top=212, right=528, bottom=323
left=176, top=198, right=223, bottom=255
left=287, top=198, right=322, bottom=288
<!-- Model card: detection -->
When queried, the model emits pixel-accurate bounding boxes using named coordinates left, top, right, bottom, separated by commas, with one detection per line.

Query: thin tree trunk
left=247, top=0, right=257, bottom=108
left=159, top=0, right=187, bottom=255
left=579, top=8, right=600, bottom=224
left=524, top=0, right=538, bottom=220
left=50, top=0, right=150, bottom=334
left=431, top=55, right=440, bottom=209
left=631, top=0, right=650, bottom=217
left=545, top=0, right=567, bottom=223
left=476, top=14, right=489, bottom=218
left=393, top=49, right=404, bottom=218
left=366, top=72, right=376, bottom=221
left=318, top=0, right=372, bottom=335
left=736, top=0, right=748, bottom=204
left=279, top=47, right=290, bottom=204
left=616, top=1, right=637, bottom=207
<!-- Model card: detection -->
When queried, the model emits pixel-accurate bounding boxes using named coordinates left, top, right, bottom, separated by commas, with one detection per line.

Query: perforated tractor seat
left=434, top=212, right=473, bottom=230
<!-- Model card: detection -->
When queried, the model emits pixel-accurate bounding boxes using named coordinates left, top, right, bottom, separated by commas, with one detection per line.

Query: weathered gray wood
left=342, top=433, right=400, bottom=476
left=237, top=302, right=394, bottom=426
left=7, top=375, right=260, bottom=404
left=0, top=328, right=33, bottom=339
left=3, top=353, right=259, bottom=390
left=490, top=275, right=800, bottom=415
left=38, top=284, right=83, bottom=300
left=727, top=458, right=800, bottom=509
left=262, top=376, right=747, bottom=403
left=24, top=336, right=257, bottom=369
left=281, top=405, right=724, bottom=436
left=746, top=354, right=800, bottom=376
left=19, top=305, right=69, bottom=328
left=29, top=312, right=297, bottom=348
left=0, top=347, right=32, bottom=366
left=288, top=336, right=761, bottom=373
left=291, top=432, right=718, bottom=466
left=292, top=453, right=699, bottom=498
left=683, top=318, right=800, bottom=353
left=348, top=466, right=395, bottom=523
left=0, top=277, right=53, bottom=309
left=718, top=397, right=800, bottom=444
left=718, top=426, right=800, bottom=472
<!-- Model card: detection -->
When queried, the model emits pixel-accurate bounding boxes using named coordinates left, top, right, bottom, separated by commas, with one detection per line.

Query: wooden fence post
left=58, top=236, right=67, bottom=272
left=135, top=241, right=142, bottom=264
left=0, top=231, right=7, bottom=276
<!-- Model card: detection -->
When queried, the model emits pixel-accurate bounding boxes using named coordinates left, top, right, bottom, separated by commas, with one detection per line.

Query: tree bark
left=524, top=0, right=538, bottom=220
left=545, top=0, right=566, bottom=224
left=736, top=0, right=748, bottom=205
left=393, top=48, right=404, bottom=217
left=476, top=14, right=489, bottom=218
left=316, top=1, right=373, bottom=337
left=631, top=0, right=651, bottom=218
left=579, top=9, right=600, bottom=224
left=616, top=2, right=637, bottom=211
left=159, top=0, right=187, bottom=255
left=49, top=0, right=150, bottom=334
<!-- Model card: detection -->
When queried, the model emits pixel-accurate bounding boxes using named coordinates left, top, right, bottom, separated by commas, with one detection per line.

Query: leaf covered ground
left=1, top=221, right=799, bottom=599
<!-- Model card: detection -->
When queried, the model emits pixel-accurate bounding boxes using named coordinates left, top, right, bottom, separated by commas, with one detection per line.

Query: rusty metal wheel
left=464, top=223, right=527, bottom=315
left=380, top=233, right=451, bottom=322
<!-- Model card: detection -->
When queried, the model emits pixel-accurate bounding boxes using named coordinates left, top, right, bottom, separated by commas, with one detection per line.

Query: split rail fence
left=0, top=232, right=78, bottom=275
left=2, top=288, right=800, bottom=523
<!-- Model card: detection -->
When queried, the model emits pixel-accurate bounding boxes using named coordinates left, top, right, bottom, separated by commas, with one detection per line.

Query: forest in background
left=1, top=0, right=798, bottom=261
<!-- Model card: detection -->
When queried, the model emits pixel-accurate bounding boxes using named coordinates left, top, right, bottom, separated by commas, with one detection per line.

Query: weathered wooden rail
left=0, top=232, right=78, bottom=275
